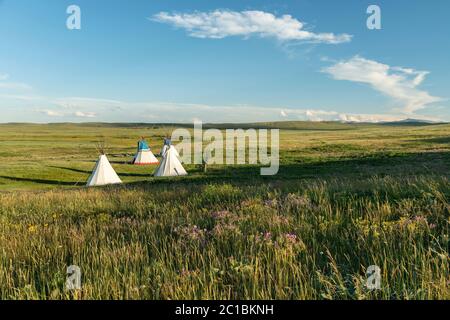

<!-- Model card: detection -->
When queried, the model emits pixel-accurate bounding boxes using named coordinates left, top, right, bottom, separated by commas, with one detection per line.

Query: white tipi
left=154, top=144, right=187, bottom=177
left=86, top=154, right=122, bottom=186
left=132, top=138, right=158, bottom=165
left=133, top=150, right=158, bottom=165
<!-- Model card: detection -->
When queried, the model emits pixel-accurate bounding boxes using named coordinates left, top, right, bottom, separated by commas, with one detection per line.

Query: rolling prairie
left=0, top=122, right=448, bottom=299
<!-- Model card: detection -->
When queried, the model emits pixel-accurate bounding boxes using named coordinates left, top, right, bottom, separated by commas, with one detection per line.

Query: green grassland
left=0, top=122, right=448, bottom=299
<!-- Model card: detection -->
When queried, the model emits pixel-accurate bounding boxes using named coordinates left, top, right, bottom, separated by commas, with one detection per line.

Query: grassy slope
left=0, top=122, right=448, bottom=299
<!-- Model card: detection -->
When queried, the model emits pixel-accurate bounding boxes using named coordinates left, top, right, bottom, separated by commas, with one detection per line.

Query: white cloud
left=74, top=111, right=96, bottom=118
left=37, top=109, right=64, bottom=117
left=301, top=109, right=339, bottom=122
left=7, top=94, right=446, bottom=123
left=36, top=108, right=97, bottom=118
left=282, top=108, right=441, bottom=123
left=322, top=56, right=442, bottom=114
left=134, top=103, right=441, bottom=123
left=53, top=97, right=122, bottom=110
left=153, top=10, right=351, bottom=44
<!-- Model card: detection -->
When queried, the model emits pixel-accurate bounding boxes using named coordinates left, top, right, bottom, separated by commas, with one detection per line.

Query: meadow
left=0, top=122, right=448, bottom=299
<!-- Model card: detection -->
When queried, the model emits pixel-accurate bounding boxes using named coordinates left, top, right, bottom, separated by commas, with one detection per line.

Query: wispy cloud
left=46, top=97, right=121, bottom=118
left=153, top=10, right=352, bottom=44
left=53, top=97, right=122, bottom=109
left=322, top=56, right=442, bottom=114
left=36, top=109, right=97, bottom=118
left=277, top=108, right=440, bottom=123
left=0, top=73, right=33, bottom=90
left=37, top=109, right=64, bottom=117
left=6, top=92, right=443, bottom=123
left=31, top=97, right=116, bottom=119
left=74, top=111, right=97, bottom=118
left=5, top=94, right=445, bottom=123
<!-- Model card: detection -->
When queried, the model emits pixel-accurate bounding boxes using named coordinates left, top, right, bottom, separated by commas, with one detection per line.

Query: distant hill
left=380, top=118, right=442, bottom=126
left=1, top=120, right=447, bottom=130
left=0, top=121, right=363, bottom=130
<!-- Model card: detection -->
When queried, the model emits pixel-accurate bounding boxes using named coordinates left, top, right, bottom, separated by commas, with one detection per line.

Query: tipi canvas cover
left=154, top=145, right=187, bottom=177
left=86, top=155, right=122, bottom=186
left=132, top=139, right=158, bottom=165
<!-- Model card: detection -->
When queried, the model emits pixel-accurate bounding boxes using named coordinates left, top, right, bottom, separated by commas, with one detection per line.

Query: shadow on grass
left=197, top=150, right=450, bottom=180
left=116, top=150, right=449, bottom=192
left=415, top=137, right=450, bottom=144
left=109, top=161, right=133, bottom=165
left=118, top=172, right=153, bottom=177
left=49, top=165, right=153, bottom=178
left=49, top=166, right=91, bottom=174
left=2, top=151, right=448, bottom=190
left=0, top=175, right=78, bottom=186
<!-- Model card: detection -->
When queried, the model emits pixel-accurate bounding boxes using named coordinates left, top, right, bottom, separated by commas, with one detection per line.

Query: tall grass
left=0, top=176, right=448, bottom=299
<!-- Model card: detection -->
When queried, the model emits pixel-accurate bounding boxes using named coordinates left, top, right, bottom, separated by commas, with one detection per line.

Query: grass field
left=0, top=122, right=449, bottom=299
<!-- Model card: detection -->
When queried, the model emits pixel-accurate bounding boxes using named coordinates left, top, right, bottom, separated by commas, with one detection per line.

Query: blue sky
left=0, top=0, right=448, bottom=123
